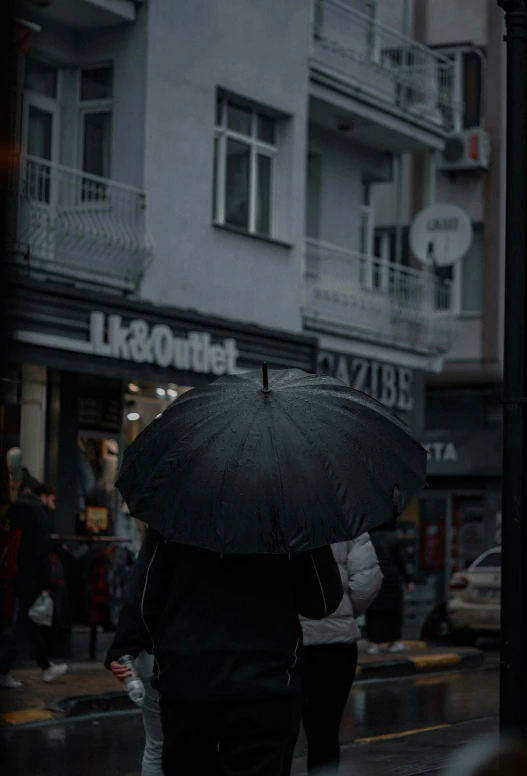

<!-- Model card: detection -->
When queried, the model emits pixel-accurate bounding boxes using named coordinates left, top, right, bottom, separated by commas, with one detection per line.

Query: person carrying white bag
left=0, top=483, right=67, bottom=688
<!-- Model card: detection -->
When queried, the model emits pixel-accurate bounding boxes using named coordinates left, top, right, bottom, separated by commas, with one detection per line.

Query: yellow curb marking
left=410, top=653, right=462, bottom=670
left=413, top=672, right=461, bottom=687
left=356, top=723, right=451, bottom=744
left=0, top=708, right=58, bottom=726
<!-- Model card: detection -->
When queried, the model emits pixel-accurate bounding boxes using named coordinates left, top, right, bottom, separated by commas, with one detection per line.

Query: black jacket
left=8, top=492, right=53, bottom=601
left=106, top=529, right=343, bottom=701
left=368, top=528, right=411, bottom=611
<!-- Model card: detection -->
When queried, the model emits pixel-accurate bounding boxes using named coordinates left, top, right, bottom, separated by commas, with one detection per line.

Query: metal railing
left=311, top=0, right=461, bottom=132
left=12, top=155, right=153, bottom=292
left=303, top=238, right=456, bottom=353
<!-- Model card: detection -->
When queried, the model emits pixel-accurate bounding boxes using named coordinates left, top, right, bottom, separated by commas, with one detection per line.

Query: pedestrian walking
left=111, top=651, right=163, bottom=776
left=294, top=534, right=383, bottom=775
left=107, top=597, right=163, bottom=776
left=108, top=366, right=426, bottom=775
left=366, top=524, right=413, bottom=654
left=0, top=481, right=67, bottom=688
left=107, top=529, right=344, bottom=775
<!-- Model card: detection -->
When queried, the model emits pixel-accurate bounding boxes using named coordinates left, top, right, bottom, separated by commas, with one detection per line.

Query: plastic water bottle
left=118, top=655, right=145, bottom=706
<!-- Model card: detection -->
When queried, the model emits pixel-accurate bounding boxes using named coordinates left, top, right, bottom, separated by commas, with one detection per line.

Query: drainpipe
left=497, top=0, right=527, bottom=737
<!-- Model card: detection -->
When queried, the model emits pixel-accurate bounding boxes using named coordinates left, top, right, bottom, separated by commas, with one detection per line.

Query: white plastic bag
left=28, top=592, right=54, bottom=627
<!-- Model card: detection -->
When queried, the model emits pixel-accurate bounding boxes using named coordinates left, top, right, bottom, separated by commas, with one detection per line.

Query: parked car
left=446, top=546, right=501, bottom=645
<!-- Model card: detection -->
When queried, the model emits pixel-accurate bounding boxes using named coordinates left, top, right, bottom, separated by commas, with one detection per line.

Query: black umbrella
left=117, top=366, right=426, bottom=554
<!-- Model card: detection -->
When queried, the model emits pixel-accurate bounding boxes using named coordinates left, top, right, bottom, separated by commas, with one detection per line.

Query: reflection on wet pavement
left=0, top=665, right=499, bottom=775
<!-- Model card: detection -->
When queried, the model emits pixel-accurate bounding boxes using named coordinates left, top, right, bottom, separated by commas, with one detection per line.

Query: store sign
left=15, top=312, right=240, bottom=376
left=317, top=351, right=414, bottom=411
left=86, top=507, right=109, bottom=532
left=90, top=313, right=239, bottom=375
left=422, top=441, right=457, bottom=463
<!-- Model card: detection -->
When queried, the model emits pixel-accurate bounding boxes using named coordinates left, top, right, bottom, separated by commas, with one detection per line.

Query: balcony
left=303, top=238, right=456, bottom=356
left=17, top=0, right=138, bottom=30
left=310, top=0, right=460, bottom=149
left=8, top=156, right=153, bottom=293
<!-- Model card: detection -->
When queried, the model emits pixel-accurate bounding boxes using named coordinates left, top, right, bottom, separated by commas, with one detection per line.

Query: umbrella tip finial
left=262, top=362, right=271, bottom=394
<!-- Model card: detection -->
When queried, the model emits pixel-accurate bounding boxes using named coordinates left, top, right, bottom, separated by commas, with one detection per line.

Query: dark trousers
left=160, top=695, right=301, bottom=776
left=0, top=598, right=51, bottom=675
left=301, top=643, right=358, bottom=775
left=366, top=608, right=402, bottom=644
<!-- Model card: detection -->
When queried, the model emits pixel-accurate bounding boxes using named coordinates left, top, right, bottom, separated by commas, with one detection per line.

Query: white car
left=447, top=546, right=501, bottom=644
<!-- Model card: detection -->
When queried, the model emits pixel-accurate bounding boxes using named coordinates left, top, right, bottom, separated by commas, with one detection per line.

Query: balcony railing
left=303, top=238, right=456, bottom=354
left=10, top=156, right=153, bottom=292
left=311, top=0, right=460, bottom=133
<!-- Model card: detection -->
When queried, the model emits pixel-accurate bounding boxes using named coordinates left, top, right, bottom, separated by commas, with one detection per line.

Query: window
left=24, top=57, right=58, bottom=99
left=214, top=95, right=277, bottom=238
left=472, top=550, right=501, bottom=570
left=439, top=47, right=485, bottom=132
left=23, top=58, right=60, bottom=203
left=431, top=224, right=483, bottom=315
left=79, top=66, right=113, bottom=199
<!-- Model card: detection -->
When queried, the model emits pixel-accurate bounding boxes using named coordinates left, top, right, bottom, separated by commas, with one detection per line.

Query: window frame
left=435, top=45, right=486, bottom=133
left=214, top=95, right=278, bottom=239
left=436, top=223, right=483, bottom=317
left=77, top=65, right=114, bottom=183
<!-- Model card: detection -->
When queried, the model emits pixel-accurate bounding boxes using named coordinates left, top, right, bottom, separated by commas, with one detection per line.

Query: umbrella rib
left=295, top=392, right=425, bottom=480
left=160, top=408, right=254, bottom=539
left=269, top=397, right=367, bottom=535
left=216, top=402, right=264, bottom=553
left=267, top=418, right=290, bottom=554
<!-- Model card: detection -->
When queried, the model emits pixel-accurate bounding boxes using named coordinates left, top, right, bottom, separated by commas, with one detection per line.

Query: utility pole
left=497, top=0, right=527, bottom=736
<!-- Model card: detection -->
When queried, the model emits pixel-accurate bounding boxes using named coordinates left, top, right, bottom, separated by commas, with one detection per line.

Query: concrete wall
left=426, top=0, right=488, bottom=47
left=436, top=173, right=485, bottom=223
left=447, top=318, right=483, bottom=364
left=307, top=125, right=390, bottom=249
left=140, top=0, right=311, bottom=333
left=377, top=0, right=414, bottom=34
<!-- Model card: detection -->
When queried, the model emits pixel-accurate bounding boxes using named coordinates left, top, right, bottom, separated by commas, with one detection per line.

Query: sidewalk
left=0, top=641, right=484, bottom=728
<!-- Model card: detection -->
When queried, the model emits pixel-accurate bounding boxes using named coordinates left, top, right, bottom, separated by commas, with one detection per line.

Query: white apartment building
left=5, top=0, right=459, bottom=542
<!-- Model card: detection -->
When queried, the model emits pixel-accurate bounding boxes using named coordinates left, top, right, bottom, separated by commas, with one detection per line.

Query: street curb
left=355, top=647, right=483, bottom=681
left=56, top=691, right=135, bottom=717
left=0, top=648, right=484, bottom=727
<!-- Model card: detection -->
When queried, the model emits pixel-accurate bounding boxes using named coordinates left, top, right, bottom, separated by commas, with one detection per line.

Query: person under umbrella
left=107, top=530, right=343, bottom=775
left=294, top=533, right=383, bottom=775
left=107, top=367, right=427, bottom=776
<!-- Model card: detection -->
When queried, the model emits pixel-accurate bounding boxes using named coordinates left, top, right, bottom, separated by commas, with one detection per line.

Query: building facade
left=371, top=0, right=505, bottom=637
left=4, top=1, right=458, bottom=552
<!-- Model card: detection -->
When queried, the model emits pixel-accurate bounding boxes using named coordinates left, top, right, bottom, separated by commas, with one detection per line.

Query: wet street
left=1, top=659, right=499, bottom=775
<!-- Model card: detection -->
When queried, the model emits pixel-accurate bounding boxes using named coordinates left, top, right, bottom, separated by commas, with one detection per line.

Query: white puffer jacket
left=300, top=534, right=383, bottom=646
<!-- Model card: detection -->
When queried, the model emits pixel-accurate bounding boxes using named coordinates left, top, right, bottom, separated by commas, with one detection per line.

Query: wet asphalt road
left=1, top=661, right=499, bottom=776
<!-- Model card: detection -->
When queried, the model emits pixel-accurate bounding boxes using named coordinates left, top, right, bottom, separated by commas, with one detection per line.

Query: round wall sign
left=409, top=204, right=473, bottom=267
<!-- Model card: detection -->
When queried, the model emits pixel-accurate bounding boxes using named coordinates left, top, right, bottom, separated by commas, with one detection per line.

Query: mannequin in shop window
left=76, top=439, right=97, bottom=534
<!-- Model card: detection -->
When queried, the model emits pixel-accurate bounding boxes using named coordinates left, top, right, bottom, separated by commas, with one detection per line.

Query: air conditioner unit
left=439, top=128, right=491, bottom=172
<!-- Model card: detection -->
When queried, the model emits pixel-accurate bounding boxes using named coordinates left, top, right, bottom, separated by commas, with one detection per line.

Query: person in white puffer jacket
left=298, top=534, right=383, bottom=775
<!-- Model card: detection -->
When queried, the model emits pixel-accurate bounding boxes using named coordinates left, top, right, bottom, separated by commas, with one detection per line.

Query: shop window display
left=122, top=382, right=194, bottom=546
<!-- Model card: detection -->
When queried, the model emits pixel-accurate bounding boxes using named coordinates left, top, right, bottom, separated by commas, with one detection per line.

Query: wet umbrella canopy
left=117, top=367, right=427, bottom=554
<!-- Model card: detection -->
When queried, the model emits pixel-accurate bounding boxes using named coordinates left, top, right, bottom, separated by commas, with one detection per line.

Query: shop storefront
left=6, top=279, right=317, bottom=541
left=402, top=426, right=502, bottom=639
